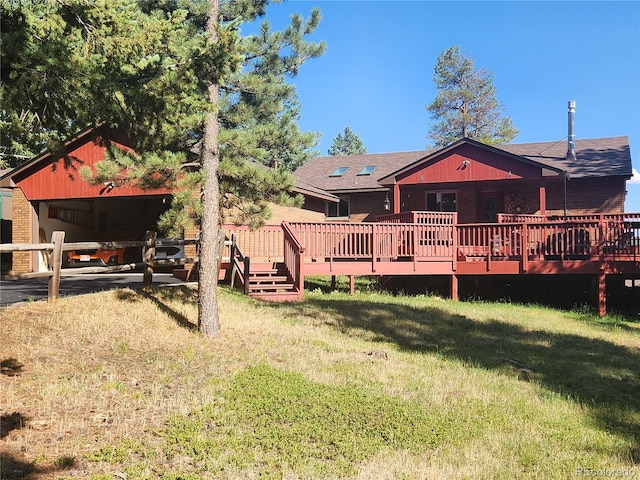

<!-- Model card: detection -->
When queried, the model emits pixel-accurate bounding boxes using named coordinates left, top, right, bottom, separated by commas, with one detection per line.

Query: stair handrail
left=229, top=234, right=250, bottom=294
left=282, top=221, right=305, bottom=299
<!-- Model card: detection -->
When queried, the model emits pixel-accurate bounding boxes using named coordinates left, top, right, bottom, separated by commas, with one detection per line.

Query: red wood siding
left=396, top=144, right=542, bottom=185
left=14, top=139, right=172, bottom=201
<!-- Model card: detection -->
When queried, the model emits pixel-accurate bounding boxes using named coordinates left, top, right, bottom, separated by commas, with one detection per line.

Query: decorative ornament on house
left=508, top=194, right=529, bottom=214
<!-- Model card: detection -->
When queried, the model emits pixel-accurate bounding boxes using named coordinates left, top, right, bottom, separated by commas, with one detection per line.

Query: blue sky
left=249, top=0, right=640, bottom=211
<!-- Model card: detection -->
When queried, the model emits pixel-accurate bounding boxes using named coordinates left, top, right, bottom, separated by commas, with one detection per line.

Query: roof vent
left=567, top=100, right=576, bottom=161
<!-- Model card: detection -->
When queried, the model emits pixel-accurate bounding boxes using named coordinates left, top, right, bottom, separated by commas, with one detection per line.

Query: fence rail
left=1, top=231, right=198, bottom=302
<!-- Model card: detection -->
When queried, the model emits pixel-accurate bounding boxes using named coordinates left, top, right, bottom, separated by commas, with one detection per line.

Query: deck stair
left=246, top=262, right=299, bottom=301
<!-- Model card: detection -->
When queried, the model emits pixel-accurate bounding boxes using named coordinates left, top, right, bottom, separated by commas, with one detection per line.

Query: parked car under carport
left=66, top=225, right=184, bottom=267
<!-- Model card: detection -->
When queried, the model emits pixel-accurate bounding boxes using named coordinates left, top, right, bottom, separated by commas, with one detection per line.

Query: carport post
left=48, top=231, right=65, bottom=302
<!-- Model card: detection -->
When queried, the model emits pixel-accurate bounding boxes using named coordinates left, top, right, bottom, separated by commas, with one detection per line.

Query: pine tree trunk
left=198, top=0, right=221, bottom=338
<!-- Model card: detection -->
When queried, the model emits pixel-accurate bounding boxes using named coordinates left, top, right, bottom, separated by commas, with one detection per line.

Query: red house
left=2, top=116, right=638, bottom=315
left=294, top=136, right=631, bottom=223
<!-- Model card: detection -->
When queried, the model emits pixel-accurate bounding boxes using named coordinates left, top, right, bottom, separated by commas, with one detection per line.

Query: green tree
left=328, top=126, right=367, bottom=156
left=425, top=46, right=518, bottom=148
left=1, top=0, right=325, bottom=337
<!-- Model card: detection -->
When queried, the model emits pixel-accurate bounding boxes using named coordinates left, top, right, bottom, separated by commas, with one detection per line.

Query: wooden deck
left=222, top=212, right=640, bottom=315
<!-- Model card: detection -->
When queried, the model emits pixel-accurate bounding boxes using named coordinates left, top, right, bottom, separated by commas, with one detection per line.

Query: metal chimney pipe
left=567, top=100, right=576, bottom=161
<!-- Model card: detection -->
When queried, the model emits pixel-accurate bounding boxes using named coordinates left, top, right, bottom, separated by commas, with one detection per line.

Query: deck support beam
left=539, top=178, right=547, bottom=215
left=349, top=275, right=355, bottom=295
left=450, top=274, right=458, bottom=301
left=393, top=184, right=400, bottom=214
left=595, top=271, right=606, bottom=317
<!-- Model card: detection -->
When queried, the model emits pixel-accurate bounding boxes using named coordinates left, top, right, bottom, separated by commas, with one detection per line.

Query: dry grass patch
left=1, top=282, right=639, bottom=479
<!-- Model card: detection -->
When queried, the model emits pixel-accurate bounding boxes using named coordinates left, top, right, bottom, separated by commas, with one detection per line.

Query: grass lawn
left=1, top=277, right=638, bottom=479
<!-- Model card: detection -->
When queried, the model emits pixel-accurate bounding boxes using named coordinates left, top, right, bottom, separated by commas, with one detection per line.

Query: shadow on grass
left=0, top=412, right=28, bottom=439
left=1, top=358, right=24, bottom=377
left=271, top=296, right=640, bottom=460
left=114, top=286, right=198, bottom=332
left=0, top=452, right=68, bottom=479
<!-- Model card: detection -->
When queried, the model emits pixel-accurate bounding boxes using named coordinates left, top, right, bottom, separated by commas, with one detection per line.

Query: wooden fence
left=0, top=231, right=198, bottom=302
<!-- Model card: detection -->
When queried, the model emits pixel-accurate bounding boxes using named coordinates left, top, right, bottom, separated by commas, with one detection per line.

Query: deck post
left=539, top=178, right=547, bottom=215
left=331, top=275, right=336, bottom=291
left=349, top=275, right=355, bottom=295
left=393, top=184, right=400, bottom=214
left=595, top=271, right=606, bottom=317
left=371, top=223, right=377, bottom=273
left=450, top=274, right=458, bottom=301
left=522, top=223, right=529, bottom=272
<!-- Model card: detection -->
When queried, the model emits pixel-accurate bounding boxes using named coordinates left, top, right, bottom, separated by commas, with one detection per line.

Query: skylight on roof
left=330, top=167, right=349, bottom=177
left=357, top=165, right=377, bottom=176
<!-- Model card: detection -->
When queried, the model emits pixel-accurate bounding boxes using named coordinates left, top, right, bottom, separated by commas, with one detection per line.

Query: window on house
left=330, top=167, right=349, bottom=177
left=426, top=191, right=457, bottom=212
left=357, top=165, right=377, bottom=176
left=327, top=198, right=349, bottom=218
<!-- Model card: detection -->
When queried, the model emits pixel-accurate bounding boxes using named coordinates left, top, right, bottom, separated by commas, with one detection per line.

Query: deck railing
left=457, top=223, right=524, bottom=258
left=497, top=213, right=548, bottom=223
left=282, top=222, right=305, bottom=299
left=376, top=211, right=458, bottom=225
left=289, top=221, right=457, bottom=263
left=523, top=220, right=602, bottom=260
left=223, top=213, right=640, bottom=274
left=498, top=213, right=640, bottom=224
left=222, top=225, right=284, bottom=262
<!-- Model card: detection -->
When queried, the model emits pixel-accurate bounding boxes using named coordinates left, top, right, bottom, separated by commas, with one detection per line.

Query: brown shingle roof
left=295, top=136, right=632, bottom=192
left=294, top=150, right=430, bottom=193
left=500, top=136, right=631, bottom=178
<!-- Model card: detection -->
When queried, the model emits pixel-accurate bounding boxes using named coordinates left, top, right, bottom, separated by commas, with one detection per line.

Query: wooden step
left=231, top=261, right=301, bottom=301
left=249, top=283, right=294, bottom=292
left=250, top=275, right=289, bottom=284
left=251, top=269, right=281, bottom=275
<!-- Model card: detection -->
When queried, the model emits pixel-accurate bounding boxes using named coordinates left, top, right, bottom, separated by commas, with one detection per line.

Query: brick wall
left=545, top=177, right=625, bottom=216
left=11, top=188, right=35, bottom=273
left=348, top=191, right=391, bottom=222
left=455, top=186, right=476, bottom=223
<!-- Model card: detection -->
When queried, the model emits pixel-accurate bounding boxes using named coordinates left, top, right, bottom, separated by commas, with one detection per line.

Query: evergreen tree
left=1, top=0, right=325, bottom=337
left=328, top=126, right=367, bottom=156
left=198, top=0, right=224, bottom=338
left=425, top=46, right=518, bottom=148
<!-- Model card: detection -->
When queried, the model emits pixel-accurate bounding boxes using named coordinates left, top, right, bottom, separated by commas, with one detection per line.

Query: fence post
left=143, top=230, right=157, bottom=291
left=48, top=231, right=65, bottom=302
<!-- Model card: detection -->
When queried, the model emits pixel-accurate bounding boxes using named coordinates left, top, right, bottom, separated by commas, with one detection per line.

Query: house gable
left=1, top=126, right=172, bottom=201
left=394, top=142, right=548, bottom=185
left=381, top=139, right=565, bottom=186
